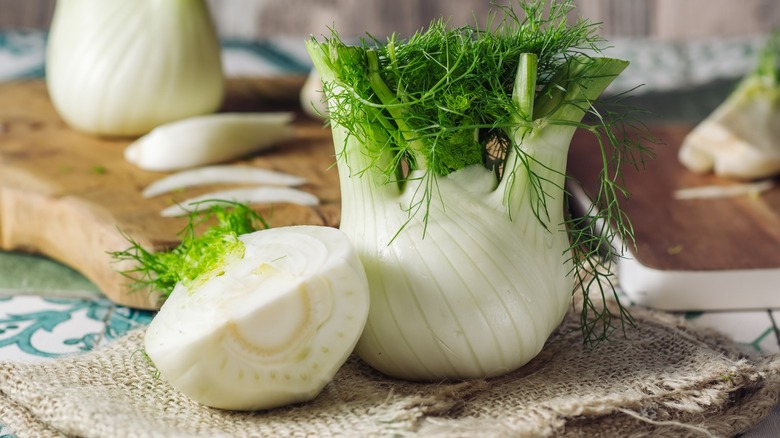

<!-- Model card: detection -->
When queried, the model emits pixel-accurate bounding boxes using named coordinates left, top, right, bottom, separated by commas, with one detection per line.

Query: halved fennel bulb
left=46, top=0, right=224, bottom=136
left=144, top=226, right=369, bottom=411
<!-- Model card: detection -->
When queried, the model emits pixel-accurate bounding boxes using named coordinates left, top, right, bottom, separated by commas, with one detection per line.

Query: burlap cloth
left=2, top=301, right=780, bottom=438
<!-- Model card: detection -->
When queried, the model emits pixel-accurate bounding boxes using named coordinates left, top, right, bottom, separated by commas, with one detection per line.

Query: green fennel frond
left=111, top=201, right=268, bottom=297
left=755, top=31, right=780, bottom=83
left=564, top=92, right=656, bottom=343
left=313, top=0, right=605, bottom=183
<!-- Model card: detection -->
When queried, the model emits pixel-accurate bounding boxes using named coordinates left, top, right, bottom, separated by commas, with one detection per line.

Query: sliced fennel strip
left=161, top=187, right=319, bottom=217
left=124, top=112, right=296, bottom=171
left=673, top=180, right=775, bottom=200
left=143, top=165, right=308, bottom=198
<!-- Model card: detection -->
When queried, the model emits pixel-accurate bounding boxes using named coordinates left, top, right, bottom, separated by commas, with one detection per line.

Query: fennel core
left=307, top=0, right=649, bottom=376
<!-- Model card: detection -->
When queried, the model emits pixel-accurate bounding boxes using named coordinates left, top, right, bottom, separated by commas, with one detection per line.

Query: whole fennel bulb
left=46, top=0, right=224, bottom=137
left=308, top=0, right=642, bottom=381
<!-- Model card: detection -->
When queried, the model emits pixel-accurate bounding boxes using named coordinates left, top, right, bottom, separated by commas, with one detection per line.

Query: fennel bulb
left=308, top=0, right=643, bottom=381
left=678, top=33, right=780, bottom=180
left=46, top=0, right=224, bottom=137
left=114, top=204, right=368, bottom=410
left=143, top=224, right=369, bottom=411
left=338, top=134, right=575, bottom=381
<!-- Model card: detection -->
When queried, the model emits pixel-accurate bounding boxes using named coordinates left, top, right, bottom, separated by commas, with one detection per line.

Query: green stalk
left=755, top=31, right=779, bottom=84
left=499, top=56, right=627, bottom=223
left=512, top=53, right=538, bottom=123
left=533, top=57, right=629, bottom=122
left=365, top=50, right=429, bottom=169
left=306, top=40, right=402, bottom=209
left=496, top=56, right=631, bottom=336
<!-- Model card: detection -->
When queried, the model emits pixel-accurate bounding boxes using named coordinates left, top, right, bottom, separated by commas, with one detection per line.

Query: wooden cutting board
left=568, top=124, right=780, bottom=310
left=0, top=79, right=341, bottom=310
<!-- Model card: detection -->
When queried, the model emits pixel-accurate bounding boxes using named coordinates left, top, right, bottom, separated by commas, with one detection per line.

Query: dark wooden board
left=567, top=124, right=780, bottom=272
left=0, top=79, right=341, bottom=309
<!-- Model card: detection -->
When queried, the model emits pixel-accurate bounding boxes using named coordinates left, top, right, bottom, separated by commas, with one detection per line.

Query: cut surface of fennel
left=144, top=226, right=369, bottom=411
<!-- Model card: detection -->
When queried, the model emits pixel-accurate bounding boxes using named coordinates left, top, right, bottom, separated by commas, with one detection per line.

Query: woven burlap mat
left=1, top=301, right=779, bottom=438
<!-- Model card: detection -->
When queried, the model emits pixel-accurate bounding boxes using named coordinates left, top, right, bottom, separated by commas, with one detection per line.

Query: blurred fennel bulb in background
left=46, top=0, right=225, bottom=137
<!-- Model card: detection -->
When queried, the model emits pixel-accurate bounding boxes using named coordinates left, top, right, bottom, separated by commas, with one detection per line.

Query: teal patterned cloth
left=0, top=295, right=152, bottom=359
left=0, top=29, right=778, bottom=438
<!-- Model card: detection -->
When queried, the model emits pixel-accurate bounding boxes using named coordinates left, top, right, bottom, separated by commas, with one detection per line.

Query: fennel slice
left=160, top=187, right=319, bottom=217
left=124, top=112, right=295, bottom=172
left=143, top=165, right=308, bottom=198
left=673, top=179, right=775, bottom=200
